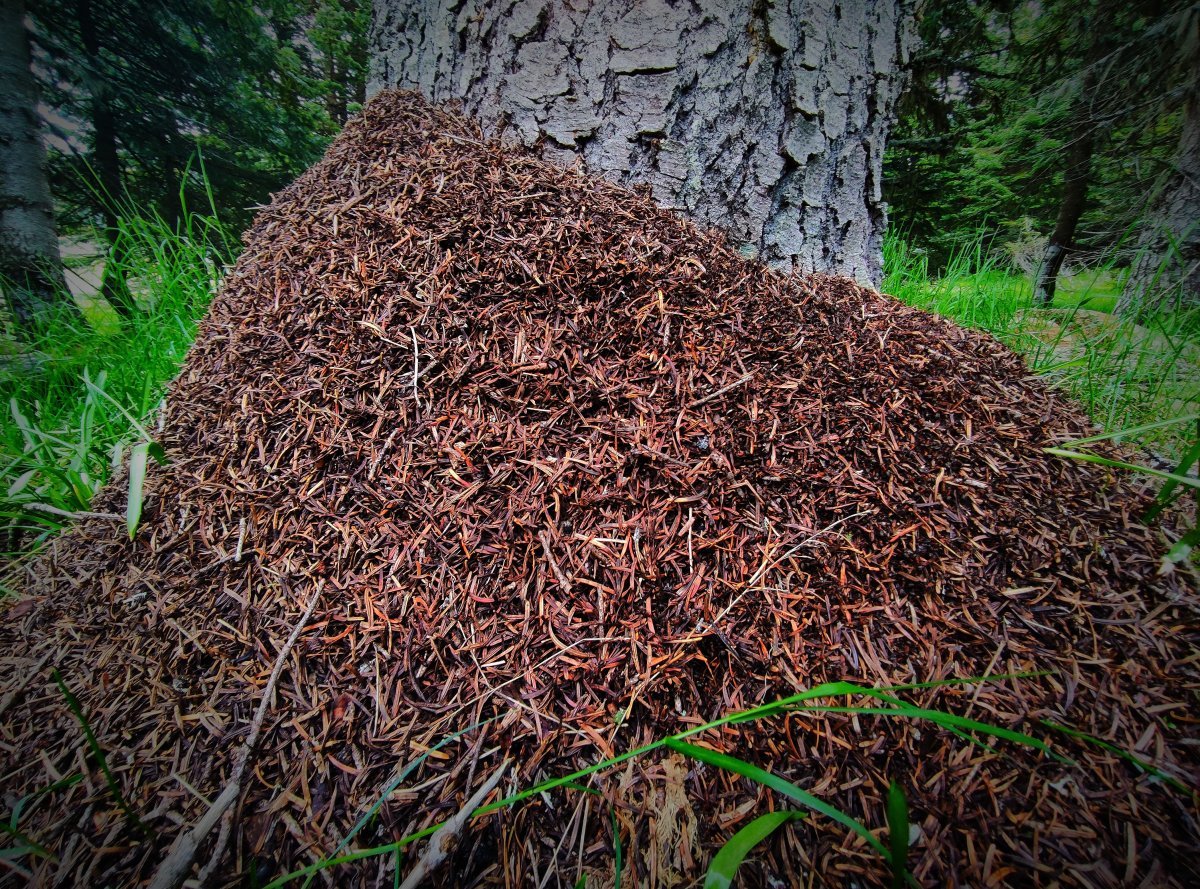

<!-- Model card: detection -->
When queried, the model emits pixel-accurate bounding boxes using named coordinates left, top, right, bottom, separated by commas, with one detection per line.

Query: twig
left=146, top=583, right=323, bottom=889
left=412, top=327, right=420, bottom=407
left=539, top=531, right=573, bottom=595
left=24, top=502, right=123, bottom=521
left=688, top=372, right=754, bottom=408
left=396, top=759, right=510, bottom=889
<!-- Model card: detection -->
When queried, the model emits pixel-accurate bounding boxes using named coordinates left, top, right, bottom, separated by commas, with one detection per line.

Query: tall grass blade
left=51, top=669, right=146, bottom=834
left=664, top=738, right=890, bottom=861
left=1057, top=414, right=1200, bottom=447
left=1043, top=448, right=1200, bottom=489
left=611, top=807, right=623, bottom=889
left=792, top=705, right=1059, bottom=759
left=886, top=782, right=909, bottom=889
left=0, top=774, right=82, bottom=863
left=1144, top=435, right=1200, bottom=522
left=703, top=810, right=803, bottom=889
left=302, top=719, right=493, bottom=889
left=1164, top=526, right=1200, bottom=567
left=261, top=677, right=1077, bottom=888
left=1039, top=720, right=1192, bottom=794
left=126, top=442, right=150, bottom=538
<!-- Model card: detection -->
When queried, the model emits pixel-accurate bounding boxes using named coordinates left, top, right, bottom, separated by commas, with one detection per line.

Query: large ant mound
left=2, top=91, right=1197, bottom=888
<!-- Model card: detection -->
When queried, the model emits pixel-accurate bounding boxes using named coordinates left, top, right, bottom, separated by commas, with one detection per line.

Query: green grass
left=883, top=232, right=1200, bottom=462
left=254, top=675, right=1186, bottom=888
left=6, top=667, right=1188, bottom=885
left=0, top=191, right=233, bottom=573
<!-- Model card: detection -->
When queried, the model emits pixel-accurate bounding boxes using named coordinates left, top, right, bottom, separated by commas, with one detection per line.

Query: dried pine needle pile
left=2, top=91, right=1198, bottom=888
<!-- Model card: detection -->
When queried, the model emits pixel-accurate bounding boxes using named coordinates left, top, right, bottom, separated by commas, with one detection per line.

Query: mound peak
left=2, top=91, right=1197, bottom=887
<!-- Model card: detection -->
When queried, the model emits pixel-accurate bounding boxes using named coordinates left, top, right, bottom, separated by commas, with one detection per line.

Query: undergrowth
left=0, top=185, right=233, bottom=577
left=883, top=231, right=1200, bottom=463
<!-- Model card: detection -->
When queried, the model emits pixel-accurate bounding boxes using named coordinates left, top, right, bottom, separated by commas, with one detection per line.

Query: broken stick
left=396, top=758, right=511, bottom=889
left=146, top=582, right=324, bottom=889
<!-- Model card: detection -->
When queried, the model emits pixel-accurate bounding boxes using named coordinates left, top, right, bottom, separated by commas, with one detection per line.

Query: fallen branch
left=688, top=372, right=754, bottom=408
left=147, top=583, right=324, bottom=889
left=397, top=758, right=510, bottom=889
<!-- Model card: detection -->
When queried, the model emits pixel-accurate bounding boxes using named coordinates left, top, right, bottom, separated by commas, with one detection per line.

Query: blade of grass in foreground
left=0, top=774, right=83, bottom=862
left=665, top=739, right=889, bottom=860
left=1053, top=414, right=1200, bottom=448
left=300, top=718, right=495, bottom=889
left=1039, top=720, right=1194, bottom=794
left=260, top=676, right=1052, bottom=888
left=51, top=669, right=147, bottom=834
left=703, top=810, right=804, bottom=889
left=1144, top=435, right=1200, bottom=522
left=1044, top=448, right=1200, bottom=489
left=886, top=782, right=909, bottom=889
left=611, top=807, right=623, bottom=889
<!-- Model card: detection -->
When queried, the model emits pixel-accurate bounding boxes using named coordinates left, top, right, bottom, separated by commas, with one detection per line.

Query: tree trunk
left=368, top=0, right=916, bottom=287
left=0, top=0, right=69, bottom=326
left=75, top=0, right=135, bottom=315
left=1033, top=109, right=1095, bottom=307
left=1117, top=62, right=1200, bottom=318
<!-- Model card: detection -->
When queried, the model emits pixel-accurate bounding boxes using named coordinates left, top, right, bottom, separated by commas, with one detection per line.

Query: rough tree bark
left=368, top=0, right=915, bottom=286
left=0, top=0, right=68, bottom=326
left=1117, top=59, right=1199, bottom=317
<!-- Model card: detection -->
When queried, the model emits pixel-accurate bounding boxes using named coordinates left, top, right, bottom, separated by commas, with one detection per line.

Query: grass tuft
left=0, top=185, right=232, bottom=575
left=883, top=231, right=1200, bottom=462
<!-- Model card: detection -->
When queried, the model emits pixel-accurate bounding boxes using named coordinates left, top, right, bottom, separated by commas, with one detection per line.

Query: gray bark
left=1117, top=62, right=1200, bottom=317
left=0, top=0, right=67, bottom=325
left=368, top=0, right=915, bottom=287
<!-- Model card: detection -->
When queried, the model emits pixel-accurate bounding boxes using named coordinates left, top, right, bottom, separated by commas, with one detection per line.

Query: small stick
left=24, top=502, right=123, bottom=521
left=397, top=759, right=510, bottom=889
left=688, top=372, right=754, bottom=408
left=147, top=583, right=323, bottom=889
left=539, top=531, right=573, bottom=596
left=411, top=327, right=420, bottom=407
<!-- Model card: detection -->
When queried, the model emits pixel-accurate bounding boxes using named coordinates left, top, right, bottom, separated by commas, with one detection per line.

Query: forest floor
left=1, top=91, right=1195, bottom=887
left=883, top=246, right=1200, bottom=462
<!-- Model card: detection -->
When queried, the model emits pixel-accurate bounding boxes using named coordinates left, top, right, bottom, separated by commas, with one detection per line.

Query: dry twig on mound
left=147, top=584, right=323, bottom=889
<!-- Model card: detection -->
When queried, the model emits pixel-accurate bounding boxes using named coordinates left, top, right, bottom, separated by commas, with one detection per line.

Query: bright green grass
left=0, top=196, right=233, bottom=568
left=883, top=232, right=1200, bottom=461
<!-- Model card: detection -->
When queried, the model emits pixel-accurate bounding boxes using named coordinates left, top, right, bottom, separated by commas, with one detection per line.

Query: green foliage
left=1046, top=415, right=1200, bottom=568
left=665, top=738, right=893, bottom=864
left=30, top=0, right=367, bottom=234
left=883, top=230, right=1200, bottom=463
left=703, top=811, right=804, bottom=889
left=885, top=783, right=910, bottom=889
left=257, top=676, right=1079, bottom=888
left=12, top=672, right=1188, bottom=884
left=52, top=668, right=146, bottom=834
left=886, top=0, right=1193, bottom=270
left=0, top=188, right=231, bottom=566
left=1, top=774, right=82, bottom=870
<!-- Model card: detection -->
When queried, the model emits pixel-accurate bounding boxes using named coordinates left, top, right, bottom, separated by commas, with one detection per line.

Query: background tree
left=16, top=0, right=368, bottom=319
left=310, top=0, right=370, bottom=125
left=886, top=0, right=1197, bottom=312
left=0, top=0, right=70, bottom=327
left=369, top=0, right=917, bottom=286
left=1117, top=4, right=1200, bottom=316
